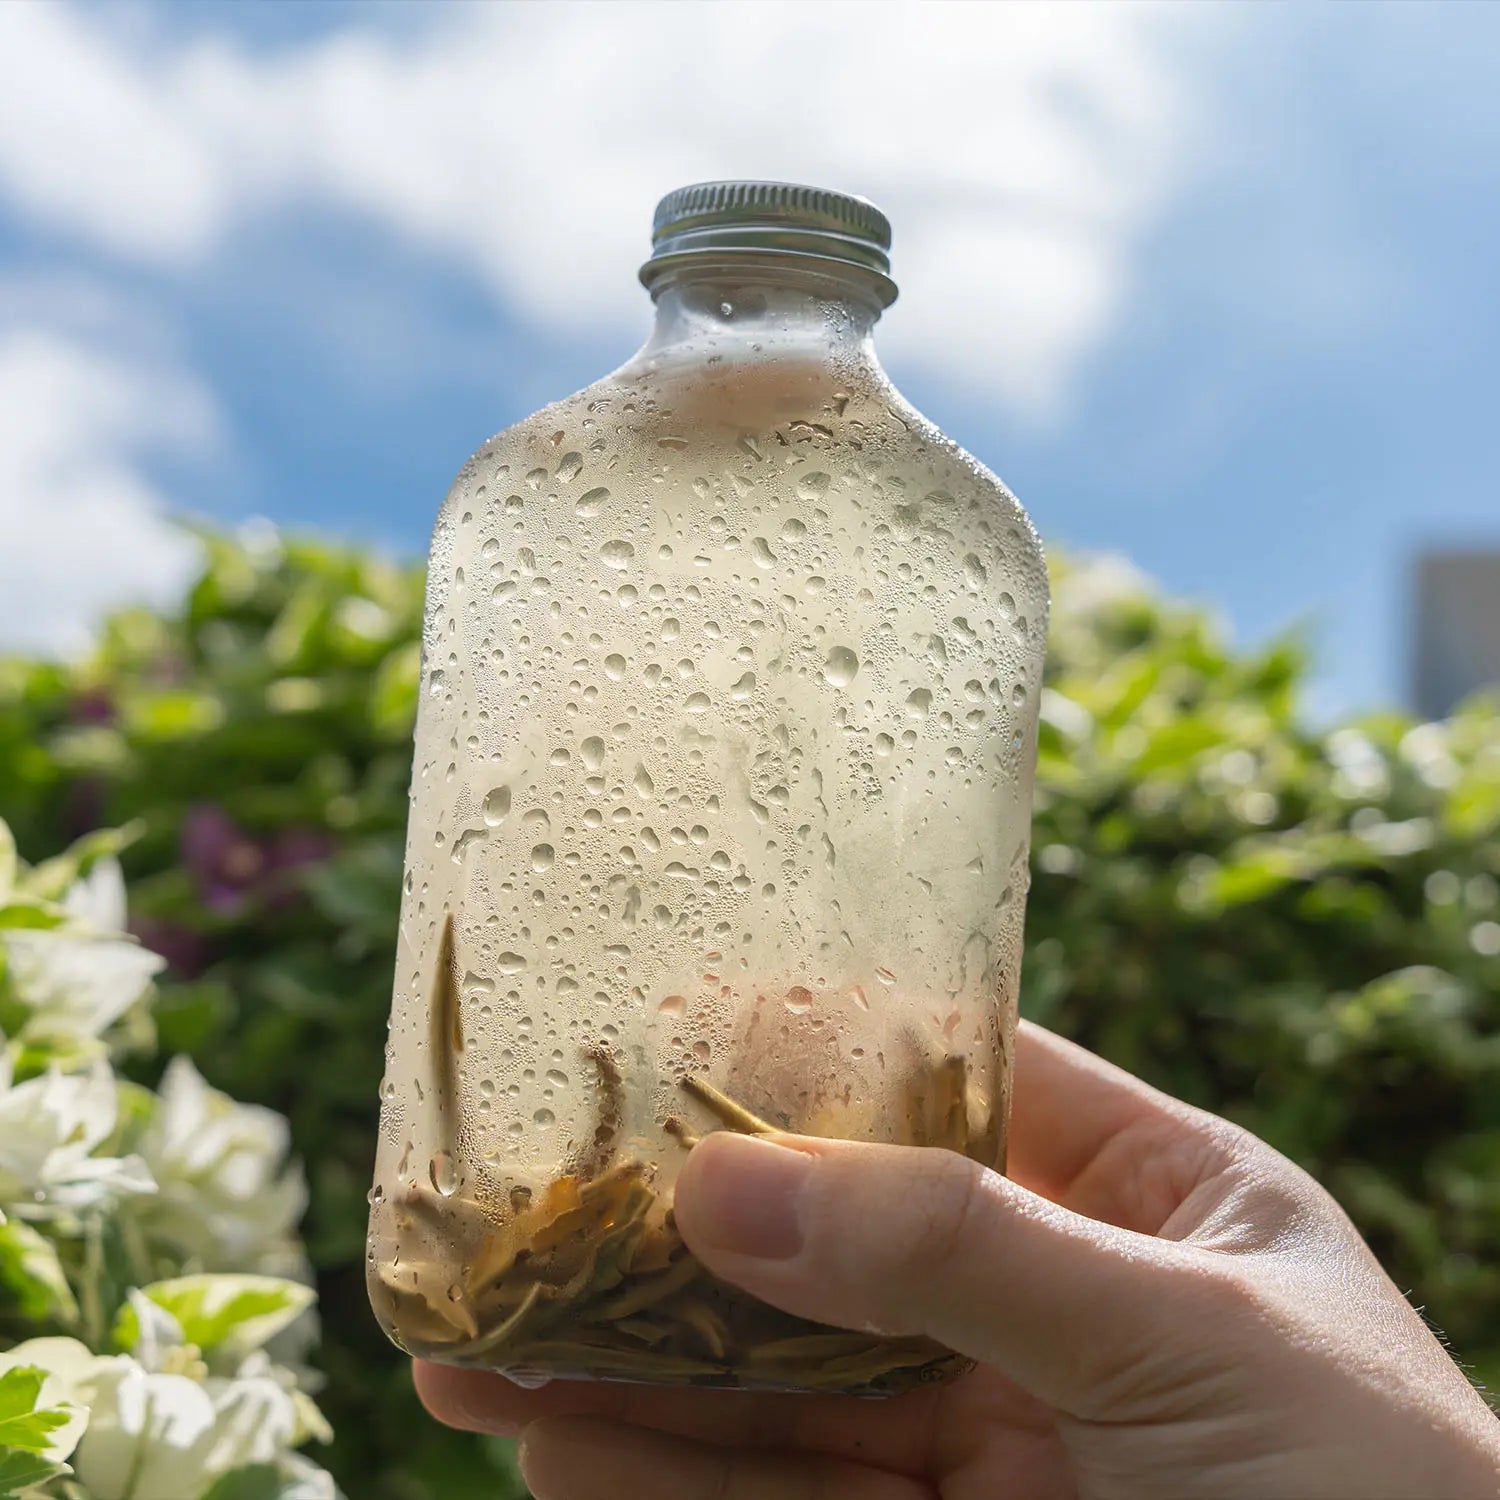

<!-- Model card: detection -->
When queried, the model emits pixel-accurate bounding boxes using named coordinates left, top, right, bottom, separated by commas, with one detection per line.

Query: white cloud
left=0, top=1, right=1208, bottom=422
left=0, top=325, right=207, bottom=654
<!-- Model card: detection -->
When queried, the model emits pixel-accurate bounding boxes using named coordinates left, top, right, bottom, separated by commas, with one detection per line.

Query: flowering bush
left=0, top=819, right=333, bottom=1498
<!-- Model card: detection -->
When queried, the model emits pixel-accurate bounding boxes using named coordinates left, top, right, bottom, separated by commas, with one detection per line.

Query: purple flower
left=180, top=804, right=334, bottom=915
left=70, top=687, right=116, bottom=726
left=130, top=916, right=211, bottom=979
left=63, top=776, right=109, bottom=839
left=182, top=804, right=265, bottom=915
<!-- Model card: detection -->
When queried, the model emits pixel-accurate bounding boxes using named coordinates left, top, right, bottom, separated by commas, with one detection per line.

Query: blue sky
left=1, top=2, right=1496, bottom=718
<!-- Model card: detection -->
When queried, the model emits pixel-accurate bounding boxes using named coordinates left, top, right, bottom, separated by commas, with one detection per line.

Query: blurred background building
left=1411, top=550, right=1500, bottom=719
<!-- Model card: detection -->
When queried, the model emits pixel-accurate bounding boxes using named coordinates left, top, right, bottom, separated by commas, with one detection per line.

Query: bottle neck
left=637, top=259, right=886, bottom=373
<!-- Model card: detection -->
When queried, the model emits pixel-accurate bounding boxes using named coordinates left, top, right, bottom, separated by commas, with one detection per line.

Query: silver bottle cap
left=640, top=180, right=897, bottom=305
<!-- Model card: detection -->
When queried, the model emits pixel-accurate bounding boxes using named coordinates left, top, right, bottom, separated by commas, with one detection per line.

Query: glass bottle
left=368, top=181, right=1049, bottom=1394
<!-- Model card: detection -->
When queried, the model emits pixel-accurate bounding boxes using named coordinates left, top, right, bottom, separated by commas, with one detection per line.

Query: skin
left=416, top=1021, right=1500, bottom=1500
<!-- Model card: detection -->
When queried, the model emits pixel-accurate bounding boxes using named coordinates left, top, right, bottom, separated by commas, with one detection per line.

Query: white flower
left=130, top=1057, right=308, bottom=1277
left=5, top=1332, right=310, bottom=1500
left=0, top=852, right=161, bottom=1061
left=62, top=856, right=129, bottom=933
left=0, top=1057, right=155, bottom=1218
left=2, top=927, right=162, bottom=1053
left=70, top=1356, right=301, bottom=1500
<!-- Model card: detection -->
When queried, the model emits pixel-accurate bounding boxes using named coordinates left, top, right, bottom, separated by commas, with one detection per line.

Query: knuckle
left=897, top=1151, right=990, bottom=1282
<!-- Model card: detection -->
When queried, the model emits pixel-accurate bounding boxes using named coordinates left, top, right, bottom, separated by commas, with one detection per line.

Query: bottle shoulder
left=433, top=357, right=1048, bottom=629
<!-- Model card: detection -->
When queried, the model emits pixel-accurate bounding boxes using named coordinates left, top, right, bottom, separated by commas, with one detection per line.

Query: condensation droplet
left=483, top=786, right=512, bottom=825
left=784, top=986, right=814, bottom=1016
left=530, top=844, right=555, bottom=872
left=796, top=472, right=830, bottom=501
left=906, top=689, right=932, bottom=719
left=657, top=994, right=686, bottom=1017
left=577, top=487, right=610, bottom=517
left=533, top=1107, right=555, bottom=1128
left=429, top=1152, right=457, bottom=1196
left=823, top=646, right=859, bottom=687
left=556, top=452, right=583, bottom=484
left=600, top=539, right=634, bottom=571
left=730, top=671, right=757, bottom=700
left=603, top=653, right=627, bottom=680
left=580, top=736, right=605, bottom=771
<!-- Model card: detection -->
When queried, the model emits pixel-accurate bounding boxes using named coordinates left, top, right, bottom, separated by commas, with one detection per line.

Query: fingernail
left=686, top=1134, right=810, bottom=1259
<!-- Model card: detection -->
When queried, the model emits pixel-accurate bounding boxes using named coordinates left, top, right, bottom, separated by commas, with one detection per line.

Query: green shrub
left=0, top=529, right=1495, bottom=1496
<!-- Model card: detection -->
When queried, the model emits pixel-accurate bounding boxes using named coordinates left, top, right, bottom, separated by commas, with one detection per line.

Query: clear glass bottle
left=368, top=181, right=1049, bottom=1395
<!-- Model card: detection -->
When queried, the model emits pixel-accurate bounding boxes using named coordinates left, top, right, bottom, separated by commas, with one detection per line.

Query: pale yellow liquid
left=368, top=344, right=1048, bottom=1390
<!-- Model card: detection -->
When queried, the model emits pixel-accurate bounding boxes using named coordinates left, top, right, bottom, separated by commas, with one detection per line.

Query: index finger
left=1006, top=1020, right=1210, bottom=1204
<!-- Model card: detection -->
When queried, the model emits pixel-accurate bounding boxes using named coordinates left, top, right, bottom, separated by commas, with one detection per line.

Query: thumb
left=673, top=1131, right=1208, bottom=1412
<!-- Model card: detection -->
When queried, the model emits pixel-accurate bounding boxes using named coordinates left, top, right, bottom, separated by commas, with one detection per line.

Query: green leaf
left=0, top=1369, right=69, bottom=1451
left=1131, top=717, right=1227, bottom=775
left=113, top=1275, right=315, bottom=1360
left=0, top=903, right=67, bottom=932
left=198, top=1463, right=283, bottom=1500
left=0, top=1220, right=79, bottom=1325
left=0, top=1448, right=68, bottom=1492
left=0, top=821, right=15, bottom=903
left=23, top=823, right=144, bottom=904
left=370, top=641, right=419, bottom=739
left=122, top=690, right=227, bottom=742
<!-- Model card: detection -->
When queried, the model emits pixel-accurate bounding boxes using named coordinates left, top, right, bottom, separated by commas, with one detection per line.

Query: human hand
left=416, top=1021, right=1500, bottom=1499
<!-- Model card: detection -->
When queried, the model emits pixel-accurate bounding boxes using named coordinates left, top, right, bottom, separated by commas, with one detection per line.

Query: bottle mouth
left=640, top=180, right=898, bottom=307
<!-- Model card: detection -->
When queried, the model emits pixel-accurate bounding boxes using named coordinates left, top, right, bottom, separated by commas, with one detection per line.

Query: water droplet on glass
left=600, top=539, right=634, bottom=571
left=784, top=986, right=814, bottom=1016
left=730, top=671, right=757, bottom=700
left=875, top=965, right=896, bottom=986
left=603, top=653, right=627, bottom=680
left=823, top=646, right=859, bottom=687
left=530, top=844, right=555, bottom=872
left=796, top=472, right=830, bottom=502
left=533, top=1107, right=555, bottom=1128
left=482, top=786, right=511, bottom=826
left=429, top=1152, right=457, bottom=1196
left=658, top=994, right=686, bottom=1017
left=684, top=692, right=711, bottom=713
left=632, top=765, right=655, bottom=799
left=497, top=951, right=527, bottom=974
left=1012, top=683, right=1027, bottom=708
left=906, top=689, right=932, bottom=719
left=580, top=736, right=605, bottom=771
left=577, top=487, right=609, bottom=517
left=428, top=670, right=447, bottom=697
left=556, top=452, right=583, bottom=484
